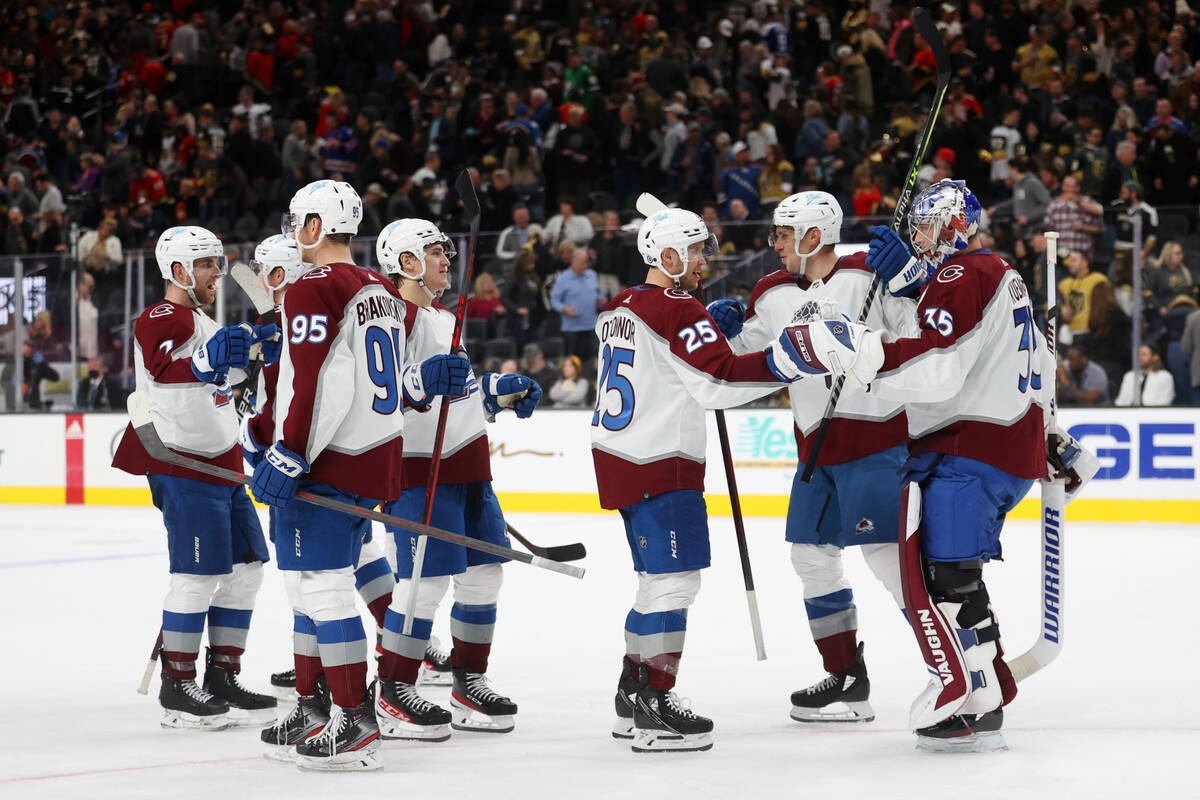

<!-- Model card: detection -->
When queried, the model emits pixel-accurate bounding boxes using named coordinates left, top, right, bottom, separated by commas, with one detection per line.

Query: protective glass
left=280, top=211, right=302, bottom=238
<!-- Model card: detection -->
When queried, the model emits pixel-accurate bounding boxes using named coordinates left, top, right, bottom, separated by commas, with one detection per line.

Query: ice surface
left=1, top=505, right=1195, bottom=799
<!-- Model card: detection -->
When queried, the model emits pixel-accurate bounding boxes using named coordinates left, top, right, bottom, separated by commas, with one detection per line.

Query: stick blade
left=230, top=262, right=275, bottom=315
left=542, top=543, right=587, bottom=562
left=913, top=7, right=951, bottom=83
left=635, top=193, right=668, bottom=217
left=455, top=170, right=481, bottom=220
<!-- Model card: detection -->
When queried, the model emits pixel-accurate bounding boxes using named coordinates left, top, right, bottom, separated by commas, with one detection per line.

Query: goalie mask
left=908, top=179, right=981, bottom=276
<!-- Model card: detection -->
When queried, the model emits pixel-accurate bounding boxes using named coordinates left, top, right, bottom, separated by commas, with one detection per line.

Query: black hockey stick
left=506, top=523, right=586, bottom=562
left=800, top=6, right=950, bottom=482
left=125, top=392, right=584, bottom=579
left=230, top=262, right=278, bottom=419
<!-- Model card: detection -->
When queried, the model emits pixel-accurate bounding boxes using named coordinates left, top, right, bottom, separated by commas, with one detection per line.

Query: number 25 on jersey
left=592, top=343, right=635, bottom=431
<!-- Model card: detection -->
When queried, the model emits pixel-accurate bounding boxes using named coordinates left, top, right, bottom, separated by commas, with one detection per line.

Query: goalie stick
left=801, top=6, right=951, bottom=481
left=1007, top=230, right=1065, bottom=683
left=636, top=192, right=767, bottom=661
left=124, top=391, right=584, bottom=580
left=229, top=262, right=278, bottom=419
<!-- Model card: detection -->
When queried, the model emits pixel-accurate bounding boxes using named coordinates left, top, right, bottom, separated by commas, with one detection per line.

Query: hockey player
left=235, top=235, right=397, bottom=706
left=112, top=225, right=280, bottom=730
left=372, top=218, right=541, bottom=741
left=776, top=179, right=1095, bottom=751
left=706, top=191, right=917, bottom=723
left=249, top=181, right=470, bottom=771
left=592, top=206, right=800, bottom=752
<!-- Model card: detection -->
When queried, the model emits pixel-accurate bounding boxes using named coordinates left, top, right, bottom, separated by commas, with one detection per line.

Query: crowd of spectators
left=2, top=0, right=1200, bottom=408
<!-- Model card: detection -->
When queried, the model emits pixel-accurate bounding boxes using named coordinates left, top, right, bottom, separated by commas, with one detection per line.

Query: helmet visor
left=688, top=232, right=719, bottom=260
left=192, top=254, right=228, bottom=276
left=426, top=235, right=457, bottom=261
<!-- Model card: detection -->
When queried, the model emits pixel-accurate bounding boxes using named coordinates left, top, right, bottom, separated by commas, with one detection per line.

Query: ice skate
left=295, top=699, right=383, bottom=772
left=612, top=656, right=640, bottom=740
left=417, top=636, right=453, bottom=687
left=159, top=673, right=231, bottom=731
left=916, top=707, right=1007, bottom=753
left=631, top=685, right=713, bottom=753
left=789, top=642, right=875, bottom=723
left=376, top=677, right=452, bottom=741
left=450, top=668, right=517, bottom=733
left=269, top=667, right=297, bottom=699
left=260, top=679, right=330, bottom=762
left=203, top=649, right=277, bottom=725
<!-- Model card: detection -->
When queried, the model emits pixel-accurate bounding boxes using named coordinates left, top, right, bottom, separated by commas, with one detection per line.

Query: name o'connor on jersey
left=591, top=285, right=782, bottom=510
left=871, top=251, right=1048, bottom=479
left=274, top=264, right=419, bottom=501
left=730, top=253, right=919, bottom=465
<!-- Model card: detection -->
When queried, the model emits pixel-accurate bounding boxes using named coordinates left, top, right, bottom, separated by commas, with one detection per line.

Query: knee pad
left=282, top=569, right=304, bottom=614
left=927, top=559, right=989, bottom=628
left=861, top=543, right=904, bottom=609
left=164, top=572, right=221, bottom=614
left=212, top=561, right=264, bottom=610
left=358, top=530, right=389, bottom=569
left=453, top=563, right=503, bottom=606
left=393, top=574, right=451, bottom=620
left=790, top=543, right=849, bottom=598
left=633, top=570, right=701, bottom=614
left=296, top=568, right=359, bottom=623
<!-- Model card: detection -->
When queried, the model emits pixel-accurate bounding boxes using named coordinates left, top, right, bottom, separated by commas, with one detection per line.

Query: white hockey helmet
left=252, top=234, right=305, bottom=291
left=155, top=226, right=226, bottom=303
left=376, top=218, right=457, bottom=279
left=770, top=190, right=842, bottom=257
left=282, top=179, right=362, bottom=253
left=637, top=207, right=718, bottom=283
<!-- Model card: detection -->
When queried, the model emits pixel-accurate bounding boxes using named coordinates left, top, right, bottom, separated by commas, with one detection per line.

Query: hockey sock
left=623, top=618, right=641, bottom=670
left=162, top=573, right=219, bottom=679
left=450, top=602, right=496, bottom=674
left=207, top=562, right=263, bottom=672
left=293, top=613, right=324, bottom=696
left=627, top=608, right=687, bottom=691
left=804, top=589, right=859, bottom=674
left=378, top=608, right=430, bottom=684
left=314, top=617, right=369, bottom=708
left=814, top=630, right=858, bottom=675
left=355, top=554, right=396, bottom=630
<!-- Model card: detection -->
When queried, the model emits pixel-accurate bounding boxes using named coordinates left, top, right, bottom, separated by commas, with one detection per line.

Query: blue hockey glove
left=705, top=298, right=746, bottom=339
left=866, top=225, right=924, bottom=297
left=402, top=353, right=471, bottom=406
left=251, top=442, right=308, bottom=507
left=192, top=323, right=254, bottom=383
left=482, top=373, right=542, bottom=418
left=239, top=413, right=267, bottom=468
left=255, top=323, right=282, bottom=366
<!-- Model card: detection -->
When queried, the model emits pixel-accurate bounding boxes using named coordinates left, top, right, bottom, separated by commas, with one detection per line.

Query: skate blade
left=262, top=743, right=299, bottom=763
left=450, top=703, right=515, bottom=734
left=378, top=718, right=451, bottom=742
left=790, top=700, right=876, bottom=724
left=418, top=662, right=453, bottom=687
left=224, top=705, right=280, bottom=727
left=631, top=730, right=713, bottom=753
left=916, top=731, right=1008, bottom=753
left=296, top=748, right=384, bottom=772
left=160, top=709, right=231, bottom=731
left=612, top=717, right=635, bottom=740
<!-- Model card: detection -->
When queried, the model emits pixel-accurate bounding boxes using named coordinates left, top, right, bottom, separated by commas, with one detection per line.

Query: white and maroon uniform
left=730, top=253, right=919, bottom=465
left=591, top=284, right=782, bottom=510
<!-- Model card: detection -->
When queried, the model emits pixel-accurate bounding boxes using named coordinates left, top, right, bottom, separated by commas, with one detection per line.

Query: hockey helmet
left=252, top=234, right=305, bottom=292
left=375, top=218, right=457, bottom=281
left=155, top=226, right=226, bottom=302
left=769, top=191, right=842, bottom=258
left=637, top=207, right=718, bottom=284
left=908, top=179, right=982, bottom=274
left=282, top=179, right=362, bottom=253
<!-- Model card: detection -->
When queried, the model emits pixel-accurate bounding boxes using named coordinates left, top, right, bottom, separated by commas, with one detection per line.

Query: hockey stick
left=1008, top=231, right=1064, bottom=683
left=136, top=627, right=164, bottom=694
left=800, top=6, right=950, bottom=482
left=636, top=191, right=768, bottom=661
left=506, top=523, right=586, bottom=562
left=229, top=262, right=278, bottom=419
left=125, top=392, right=584, bottom=579
left=403, top=170, right=483, bottom=634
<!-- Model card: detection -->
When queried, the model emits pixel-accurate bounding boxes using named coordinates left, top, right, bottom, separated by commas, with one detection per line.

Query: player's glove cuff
left=251, top=443, right=308, bottom=508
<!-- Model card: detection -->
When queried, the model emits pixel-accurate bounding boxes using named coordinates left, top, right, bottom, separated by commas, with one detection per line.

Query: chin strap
left=794, top=240, right=827, bottom=275
left=168, top=270, right=202, bottom=308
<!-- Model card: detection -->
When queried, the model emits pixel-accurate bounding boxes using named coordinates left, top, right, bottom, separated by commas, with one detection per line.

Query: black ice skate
left=789, top=642, right=875, bottom=723
left=631, top=683, right=714, bottom=753
left=295, top=699, right=383, bottom=772
left=916, top=707, right=1007, bottom=753
left=260, top=679, right=330, bottom=762
left=612, top=656, right=640, bottom=740
left=203, top=649, right=278, bottom=725
left=376, top=677, right=452, bottom=741
left=418, top=636, right=452, bottom=687
left=159, top=673, right=231, bottom=731
left=269, top=667, right=297, bottom=699
left=450, top=668, right=517, bottom=733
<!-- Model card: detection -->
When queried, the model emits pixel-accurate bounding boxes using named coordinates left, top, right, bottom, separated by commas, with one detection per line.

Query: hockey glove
left=254, top=323, right=283, bottom=366
left=482, top=373, right=543, bottom=419
left=777, top=317, right=883, bottom=387
left=402, top=353, right=471, bottom=406
left=764, top=346, right=800, bottom=383
left=1046, top=424, right=1100, bottom=504
left=192, top=323, right=255, bottom=383
left=239, top=413, right=268, bottom=468
left=251, top=442, right=309, bottom=508
left=866, top=225, right=924, bottom=298
left=706, top=298, right=746, bottom=339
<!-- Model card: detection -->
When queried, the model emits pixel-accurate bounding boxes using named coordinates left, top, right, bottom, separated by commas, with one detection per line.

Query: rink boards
left=0, top=408, right=1196, bottom=522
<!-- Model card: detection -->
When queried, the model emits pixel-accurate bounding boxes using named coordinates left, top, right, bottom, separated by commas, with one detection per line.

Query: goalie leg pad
left=927, top=560, right=1003, bottom=715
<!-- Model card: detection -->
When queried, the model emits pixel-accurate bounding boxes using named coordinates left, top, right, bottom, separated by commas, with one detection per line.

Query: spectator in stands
left=76, top=219, right=123, bottom=274
left=1145, top=241, right=1197, bottom=314
left=503, top=251, right=546, bottom=352
left=76, top=356, right=125, bottom=410
left=1060, top=250, right=1109, bottom=345
left=543, top=197, right=595, bottom=248
left=553, top=105, right=599, bottom=201
left=483, top=169, right=518, bottom=232
left=6, top=173, right=38, bottom=218
left=466, top=273, right=507, bottom=339
left=1012, top=24, right=1059, bottom=88
left=1102, top=140, right=1142, bottom=205
left=1115, top=344, right=1176, bottom=406
left=76, top=272, right=98, bottom=360
left=321, top=110, right=356, bottom=179
left=1058, top=342, right=1110, bottom=405
left=548, top=355, right=590, bottom=408
left=591, top=211, right=637, bottom=288
left=550, top=248, right=604, bottom=359
left=502, top=127, right=543, bottom=217
left=1087, top=281, right=1133, bottom=384
left=3, top=342, right=60, bottom=411
left=519, top=344, right=557, bottom=390
left=1044, top=174, right=1105, bottom=261
left=719, top=142, right=763, bottom=218
left=34, top=173, right=65, bottom=217
left=669, top=121, right=717, bottom=209
left=660, top=104, right=689, bottom=172
left=3, top=208, right=37, bottom=255
left=496, top=204, right=533, bottom=262
left=794, top=99, right=830, bottom=160
left=1147, top=119, right=1199, bottom=207
left=757, top=143, right=794, bottom=217
left=1182, top=305, right=1200, bottom=403
left=1108, top=181, right=1158, bottom=268
left=989, top=157, right=1050, bottom=239
left=412, top=150, right=448, bottom=220
left=610, top=102, right=655, bottom=211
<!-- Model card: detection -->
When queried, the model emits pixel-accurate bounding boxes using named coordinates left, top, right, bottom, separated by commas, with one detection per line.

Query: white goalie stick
left=124, top=391, right=585, bottom=579
left=1007, top=231, right=1065, bottom=683
left=229, top=262, right=277, bottom=418
left=636, top=192, right=767, bottom=660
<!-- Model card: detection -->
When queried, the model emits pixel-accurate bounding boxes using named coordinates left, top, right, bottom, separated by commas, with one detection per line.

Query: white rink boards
left=0, top=505, right=1195, bottom=799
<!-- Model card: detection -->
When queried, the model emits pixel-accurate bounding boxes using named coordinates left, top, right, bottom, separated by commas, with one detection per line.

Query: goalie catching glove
left=482, top=373, right=542, bottom=419
left=1046, top=424, right=1099, bottom=504
left=775, top=315, right=883, bottom=388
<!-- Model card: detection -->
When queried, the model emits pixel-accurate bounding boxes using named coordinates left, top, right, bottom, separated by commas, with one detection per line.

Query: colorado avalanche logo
left=855, top=518, right=875, bottom=535
left=149, top=304, right=173, bottom=319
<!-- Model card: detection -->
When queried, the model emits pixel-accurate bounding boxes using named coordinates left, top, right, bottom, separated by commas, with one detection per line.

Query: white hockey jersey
left=872, top=250, right=1048, bottom=479
left=591, top=284, right=784, bottom=510
left=730, top=253, right=919, bottom=465
left=400, top=302, right=490, bottom=488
